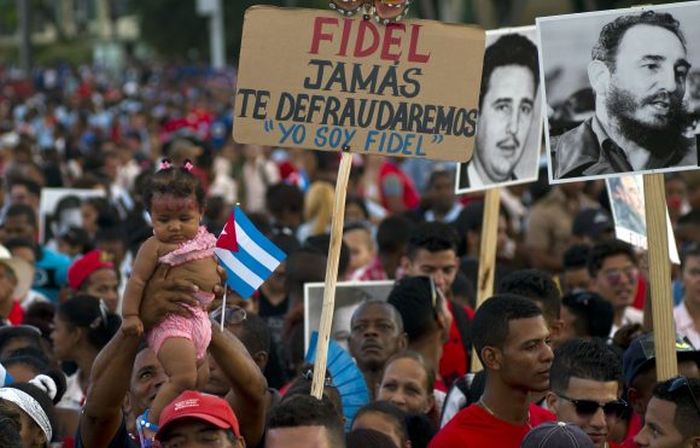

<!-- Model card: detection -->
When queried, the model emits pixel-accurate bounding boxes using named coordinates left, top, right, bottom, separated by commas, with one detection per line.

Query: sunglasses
left=668, top=376, right=700, bottom=417
left=558, top=394, right=628, bottom=418
left=329, top=0, right=411, bottom=24
left=603, top=267, right=638, bottom=286
left=209, top=305, right=247, bottom=327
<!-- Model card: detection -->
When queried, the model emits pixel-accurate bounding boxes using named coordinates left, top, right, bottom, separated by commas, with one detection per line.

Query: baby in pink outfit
left=122, top=161, right=220, bottom=439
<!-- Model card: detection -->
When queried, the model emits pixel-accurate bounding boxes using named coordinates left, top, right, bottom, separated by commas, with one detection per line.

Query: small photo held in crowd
left=456, top=26, right=543, bottom=194
left=39, top=188, right=106, bottom=245
left=606, top=174, right=680, bottom=263
left=304, top=280, right=394, bottom=353
left=537, top=1, right=700, bottom=183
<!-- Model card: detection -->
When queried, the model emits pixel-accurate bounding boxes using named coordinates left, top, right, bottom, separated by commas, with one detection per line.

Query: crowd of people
left=1, top=27, right=700, bottom=448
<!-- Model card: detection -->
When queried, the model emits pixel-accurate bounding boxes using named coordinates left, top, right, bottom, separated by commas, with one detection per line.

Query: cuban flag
left=215, top=206, right=286, bottom=299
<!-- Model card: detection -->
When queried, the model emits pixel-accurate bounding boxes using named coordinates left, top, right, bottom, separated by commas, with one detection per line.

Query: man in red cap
left=67, top=249, right=120, bottom=312
left=155, top=390, right=246, bottom=448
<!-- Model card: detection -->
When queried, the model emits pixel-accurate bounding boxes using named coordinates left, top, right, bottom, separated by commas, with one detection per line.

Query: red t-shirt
left=439, top=302, right=475, bottom=387
left=610, top=411, right=642, bottom=448
left=378, top=161, right=420, bottom=211
left=429, top=403, right=556, bottom=448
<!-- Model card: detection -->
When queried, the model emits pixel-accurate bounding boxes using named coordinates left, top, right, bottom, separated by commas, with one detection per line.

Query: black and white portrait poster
left=606, top=175, right=680, bottom=263
left=304, top=280, right=394, bottom=353
left=456, top=26, right=543, bottom=194
left=538, top=1, right=700, bottom=183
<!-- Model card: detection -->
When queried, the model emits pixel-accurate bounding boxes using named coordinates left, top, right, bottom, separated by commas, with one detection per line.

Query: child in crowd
left=121, top=160, right=221, bottom=446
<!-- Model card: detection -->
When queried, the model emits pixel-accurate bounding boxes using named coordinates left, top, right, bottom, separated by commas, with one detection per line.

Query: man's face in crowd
left=427, top=174, right=456, bottom=214
left=634, top=398, right=691, bottom=448
left=682, top=256, right=700, bottom=305
left=1, top=214, right=35, bottom=242
left=404, top=248, right=458, bottom=296
left=548, top=377, right=621, bottom=448
left=563, top=267, right=591, bottom=293
left=9, top=185, right=38, bottom=209
left=265, top=426, right=334, bottom=448
left=204, top=355, right=230, bottom=397
left=377, top=357, right=434, bottom=414
left=81, top=268, right=120, bottom=312
left=592, top=254, right=638, bottom=310
left=475, top=64, right=535, bottom=182
left=159, top=418, right=243, bottom=448
left=497, top=315, right=553, bottom=393
left=605, top=25, right=689, bottom=141
left=344, top=229, right=375, bottom=273
left=348, top=303, right=406, bottom=372
left=126, top=348, right=167, bottom=419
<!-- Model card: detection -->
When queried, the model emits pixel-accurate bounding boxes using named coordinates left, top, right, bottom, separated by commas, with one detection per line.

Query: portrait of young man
left=539, top=5, right=700, bottom=181
left=456, top=27, right=542, bottom=194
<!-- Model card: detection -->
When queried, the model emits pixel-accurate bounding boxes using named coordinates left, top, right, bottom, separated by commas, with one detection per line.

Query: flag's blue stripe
left=219, top=262, right=256, bottom=299
left=231, top=246, right=272, bottom=284
left=235, top=206, right=287, bottom=261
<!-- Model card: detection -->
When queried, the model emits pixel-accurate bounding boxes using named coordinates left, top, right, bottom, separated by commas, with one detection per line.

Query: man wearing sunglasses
left=588, top=240, right=643, bottom=337
left=634, top=376, right=700, bottom=447
left=547, top=338, right=626, bottom=448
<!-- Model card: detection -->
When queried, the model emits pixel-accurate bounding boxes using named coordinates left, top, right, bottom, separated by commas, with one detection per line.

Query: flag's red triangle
left=216, top=208, right=238, bottom=251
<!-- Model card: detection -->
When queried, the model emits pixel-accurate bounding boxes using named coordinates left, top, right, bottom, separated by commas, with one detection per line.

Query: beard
left=606, top=82, right=689, bottom=158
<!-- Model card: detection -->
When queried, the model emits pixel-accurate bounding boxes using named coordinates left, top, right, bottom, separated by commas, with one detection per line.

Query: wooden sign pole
left=642, top=173, right=677, bottom=381
left=470, top=187, right=501, bottom=372
left=311, top=150, right=353, bottom=399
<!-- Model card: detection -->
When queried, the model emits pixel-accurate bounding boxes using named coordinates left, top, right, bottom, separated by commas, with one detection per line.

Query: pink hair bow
left=159, top=159, right=172, bottom=170
left=183, top=160, right=194, bottom=172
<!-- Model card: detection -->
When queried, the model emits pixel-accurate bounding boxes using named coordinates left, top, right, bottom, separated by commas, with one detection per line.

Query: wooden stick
left=471, top=187, right=501, bottom=372
left=643, top=173, right=677, bottom=381
left=311, top=150, right=353, bottom=399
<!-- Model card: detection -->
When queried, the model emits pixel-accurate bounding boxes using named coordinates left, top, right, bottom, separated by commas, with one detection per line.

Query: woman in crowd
left=50, top=294, right=120, bottom=411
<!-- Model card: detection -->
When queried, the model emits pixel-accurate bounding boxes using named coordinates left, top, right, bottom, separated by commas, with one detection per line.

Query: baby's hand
left=122, top=315, right=144, bottom=337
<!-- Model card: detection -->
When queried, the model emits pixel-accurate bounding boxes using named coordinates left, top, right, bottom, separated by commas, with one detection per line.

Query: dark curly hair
left=587, top=239, right=636, bottom=277
left=592, top=10, right=686, bottom=71
left=480, top=33, right=539, bottom=108
left=143, top=164, right=205, bottom=213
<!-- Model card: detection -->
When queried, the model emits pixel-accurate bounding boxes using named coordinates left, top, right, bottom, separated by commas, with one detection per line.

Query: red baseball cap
left=67, top=250, right=114, bottom=290
left=155, top=390, right=241, bottom=441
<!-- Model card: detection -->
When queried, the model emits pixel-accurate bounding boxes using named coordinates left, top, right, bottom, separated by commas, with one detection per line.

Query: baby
left=121, top=160, right=220, bottom=445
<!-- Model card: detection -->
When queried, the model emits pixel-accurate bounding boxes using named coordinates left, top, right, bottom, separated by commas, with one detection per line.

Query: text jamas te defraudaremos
left=235, top=13, right=481, bottom=160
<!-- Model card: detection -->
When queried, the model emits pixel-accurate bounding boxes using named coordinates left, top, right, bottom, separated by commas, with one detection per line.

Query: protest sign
left=456, top=26, right=542, bottom=194
left=304, top=280, right=394, bottom=353
left=606, top=175, right=680, bottom=264
left=39, top=188, right=106, bottom=244
left=233, top=6, right=485, bottom=162
left=537, top=2, right=700, bottom=184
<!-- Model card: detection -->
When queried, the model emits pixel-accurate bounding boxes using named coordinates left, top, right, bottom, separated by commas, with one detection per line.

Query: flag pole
left=311, top=149, right=353, bottom=399
left=220, top=287, right=227, bottom=331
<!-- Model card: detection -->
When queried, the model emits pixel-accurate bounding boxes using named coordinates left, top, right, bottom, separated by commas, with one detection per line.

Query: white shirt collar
left=467, top=162, right=486, bottom=189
